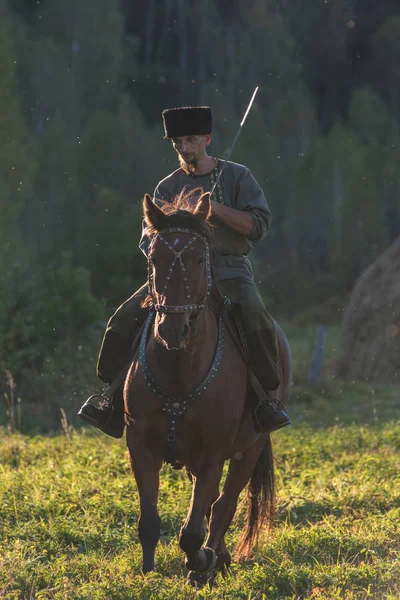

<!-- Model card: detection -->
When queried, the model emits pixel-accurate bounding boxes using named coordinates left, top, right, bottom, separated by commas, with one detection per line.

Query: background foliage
left=1, top=0, right=400, bottom=422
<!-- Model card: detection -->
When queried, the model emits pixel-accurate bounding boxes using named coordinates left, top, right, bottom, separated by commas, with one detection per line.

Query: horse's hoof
left=216, top=551, right=231, bottom=576
left=202, top=547, right=217, bottom=573
left=186, top=570, right=208, bottom=588
left=186, top=569, right=217, bottom=589
left=185, top=547, right=217, bottom=574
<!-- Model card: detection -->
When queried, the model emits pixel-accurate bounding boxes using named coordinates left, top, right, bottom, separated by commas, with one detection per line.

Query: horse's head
left=143, top=190, right=213, bottom=350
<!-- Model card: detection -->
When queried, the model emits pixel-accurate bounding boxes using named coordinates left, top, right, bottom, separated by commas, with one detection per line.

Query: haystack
left=335, top=236, right=400, bottom=383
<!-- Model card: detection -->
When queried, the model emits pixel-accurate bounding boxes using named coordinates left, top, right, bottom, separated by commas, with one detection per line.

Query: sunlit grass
left=1, top=324, right=399, bottom=598
left=1, top=388, right=399, bottom=599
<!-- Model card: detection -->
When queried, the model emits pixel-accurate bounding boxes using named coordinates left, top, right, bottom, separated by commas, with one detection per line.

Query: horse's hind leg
left=206, top=499, right=231, bottom=575
left=179, top=461, right=224, bottom=575
left=205, top=435, right=270, bottom=558
left=127, top=433, right=162, bottom=573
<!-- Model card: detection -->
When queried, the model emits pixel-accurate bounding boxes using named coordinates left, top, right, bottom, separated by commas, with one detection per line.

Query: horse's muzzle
left=158, top=322, right=190, bottom=350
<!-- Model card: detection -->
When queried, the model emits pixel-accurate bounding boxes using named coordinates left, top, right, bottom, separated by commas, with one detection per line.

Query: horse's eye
left=198, top=258, right=204, bottom=265
left=149, top=258, right=156, bottom=267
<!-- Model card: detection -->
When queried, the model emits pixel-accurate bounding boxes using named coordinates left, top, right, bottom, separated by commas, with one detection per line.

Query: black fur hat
left=162, top=106, right=212, bottom=138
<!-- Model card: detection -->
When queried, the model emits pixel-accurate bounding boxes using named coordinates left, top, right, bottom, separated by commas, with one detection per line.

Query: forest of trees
left=1, top=0, right=400, bottom=423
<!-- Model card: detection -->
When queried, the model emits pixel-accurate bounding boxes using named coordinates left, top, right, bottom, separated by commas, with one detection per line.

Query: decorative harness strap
left=138, top=302, right=228, bottom=470
left=147, top=228, right=212, bottom=314
left=144, top=225, right=228, bottom=468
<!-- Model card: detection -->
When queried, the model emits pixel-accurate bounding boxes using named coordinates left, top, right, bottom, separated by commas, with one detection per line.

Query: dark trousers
left=218, top=278, right=280, bottom=391
left=97, top=279, right=280, bottom=391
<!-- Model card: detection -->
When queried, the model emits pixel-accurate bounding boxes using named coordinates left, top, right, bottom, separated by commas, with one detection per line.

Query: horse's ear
left=143, top=194, right=165, bottom=231
left=194, top=192, right=211, bottom=221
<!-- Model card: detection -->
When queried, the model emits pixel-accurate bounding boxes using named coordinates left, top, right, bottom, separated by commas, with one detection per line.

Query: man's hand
left=211, top=200, right=254, bottom=237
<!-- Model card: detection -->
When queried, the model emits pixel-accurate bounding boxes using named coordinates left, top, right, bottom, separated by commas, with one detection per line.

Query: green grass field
left=1, top=325, right=399, bottom=599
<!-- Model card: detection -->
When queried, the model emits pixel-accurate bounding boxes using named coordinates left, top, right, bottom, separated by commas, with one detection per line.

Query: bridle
left=142, top=226, right=227, bottom=470
left=147, top=227, right=212, bottom=314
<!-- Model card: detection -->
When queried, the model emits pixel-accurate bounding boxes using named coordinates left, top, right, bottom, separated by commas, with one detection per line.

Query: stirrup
left=80, top=394, right=113, bottom=410
left=265, top=396, right=287, bottom=410
left=78, top=393, right=125, bottom=438
left=78, top=395, right=115, bottom=428
left=253, top=395, right=290, bottom=434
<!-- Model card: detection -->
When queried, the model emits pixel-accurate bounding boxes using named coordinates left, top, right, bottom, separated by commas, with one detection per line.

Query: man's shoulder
left=221, top=160, right=250, bottom=177
left=156, top=167, right=184, bottom=190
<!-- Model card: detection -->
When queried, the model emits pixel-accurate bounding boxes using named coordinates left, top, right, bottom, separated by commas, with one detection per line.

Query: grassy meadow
left=0, top=323, right=399, bottom=599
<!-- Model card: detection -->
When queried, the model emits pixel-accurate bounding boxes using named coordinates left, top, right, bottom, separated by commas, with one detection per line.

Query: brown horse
left=124, top=191, right=291, bottom=584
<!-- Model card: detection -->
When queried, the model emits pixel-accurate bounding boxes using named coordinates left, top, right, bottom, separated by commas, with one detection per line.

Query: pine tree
left=74, top=94, right=166, bottom=305
left=31, top=114, right=78, bottom=256
left=0, top=1, right=35, bottom=236
left=0, top=0, right=36, bottom=380
left=36, top=0, right=124, bottom=120
left=348, top=88, right=398, bottom=243
left=371, top=16, right=400, bottom=113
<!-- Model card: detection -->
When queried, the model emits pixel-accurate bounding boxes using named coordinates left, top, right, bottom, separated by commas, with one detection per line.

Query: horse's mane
left=145, top=187, right=215, bottom=249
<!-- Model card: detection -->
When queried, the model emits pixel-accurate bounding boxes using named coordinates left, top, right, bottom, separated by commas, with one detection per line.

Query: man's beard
left=179, top=154, right=198, bottom=174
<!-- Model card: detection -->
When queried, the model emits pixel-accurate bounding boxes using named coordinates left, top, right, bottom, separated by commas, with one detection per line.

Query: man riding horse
left=78, top=105, right=290, bottom=437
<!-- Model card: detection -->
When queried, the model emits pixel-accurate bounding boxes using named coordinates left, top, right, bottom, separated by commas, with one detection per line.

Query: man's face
left=171, top=134, right=211, bottom=173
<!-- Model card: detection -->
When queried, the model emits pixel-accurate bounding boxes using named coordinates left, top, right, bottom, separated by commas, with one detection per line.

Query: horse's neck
left=148, top=304, right=218, bottom=396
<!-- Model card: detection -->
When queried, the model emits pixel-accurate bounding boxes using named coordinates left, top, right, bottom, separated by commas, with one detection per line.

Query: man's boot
left=78, top=330, right=133, bottom=438
left=253, top=395, right=290, bottom=433
left=249, top=371, right=290, bottom=433
left=78, top=387, right=125, bottom=438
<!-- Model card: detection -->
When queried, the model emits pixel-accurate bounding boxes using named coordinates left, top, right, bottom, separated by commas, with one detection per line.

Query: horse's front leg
left=127, top=429, right=163, bottom=573
left=179, top=462, right=224, bottom=576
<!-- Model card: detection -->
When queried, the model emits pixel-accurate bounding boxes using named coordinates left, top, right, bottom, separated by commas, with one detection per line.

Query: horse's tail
left=233, top=436, right=275, bottom=561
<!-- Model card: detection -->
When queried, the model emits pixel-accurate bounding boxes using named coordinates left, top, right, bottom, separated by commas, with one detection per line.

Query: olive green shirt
left=139, top=160, right=271, bottom=282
